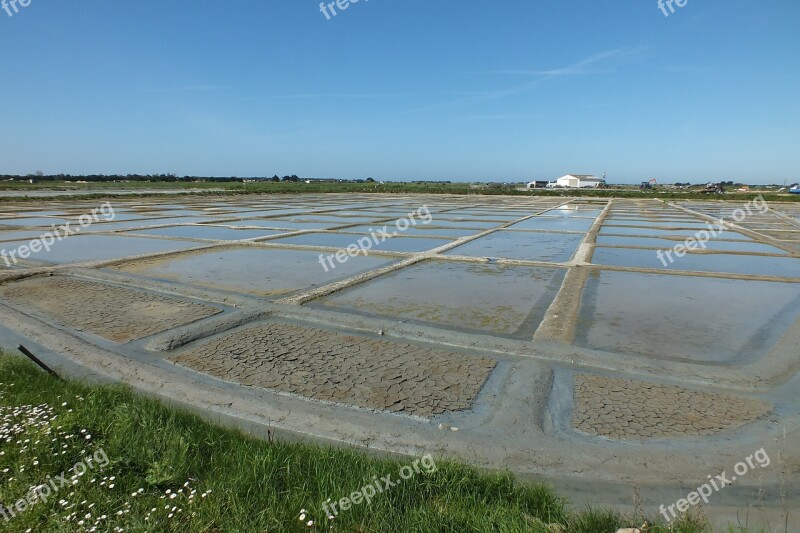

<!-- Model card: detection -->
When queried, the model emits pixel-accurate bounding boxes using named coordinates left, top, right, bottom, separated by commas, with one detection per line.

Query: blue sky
left=1, top=1, right=798, bottom=183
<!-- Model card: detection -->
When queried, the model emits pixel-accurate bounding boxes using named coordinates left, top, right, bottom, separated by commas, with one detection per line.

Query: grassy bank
left=1, top=179, right=799, bottom=204
left=0, top=354, right=711, bottom=532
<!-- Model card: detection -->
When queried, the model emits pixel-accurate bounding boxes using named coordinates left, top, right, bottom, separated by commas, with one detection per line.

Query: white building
left=548, top=174, right=606, bottom=189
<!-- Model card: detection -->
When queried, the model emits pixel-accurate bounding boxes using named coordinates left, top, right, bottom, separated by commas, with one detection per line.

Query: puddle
left=445, top=230, right=583, bottom=261
left=592, top=246, right=800, bottom=277
left=2, top=235, right=201, bottom=265
left=577, top=270, right=800, bottom=363
left=318, top=260, right=566, bottom=337
left=114, top=246, right=396, bottom=297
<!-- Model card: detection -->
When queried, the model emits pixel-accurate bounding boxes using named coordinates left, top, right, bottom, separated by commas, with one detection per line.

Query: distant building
left=548, top=174, right=605, bottom=189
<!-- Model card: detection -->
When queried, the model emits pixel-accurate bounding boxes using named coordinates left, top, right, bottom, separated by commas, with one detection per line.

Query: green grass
left=0, top=354, right=713, bottom=532
left=1, top=179, right=799, bottom=204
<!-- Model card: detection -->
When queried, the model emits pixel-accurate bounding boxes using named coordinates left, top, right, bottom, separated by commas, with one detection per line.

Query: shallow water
left=446, top=230, right=583, bottom=261
left=603, top=219, right=711, bottom=228
left=600, top=225, right=752, bottom=239
left=547, top=207, right=604, bottom=218
left=576, top=270, right=800, bottom=363
left=0, top=217, right=70, bottom=227
left=595, top=235, right=788, bottom=254
left=116, top=216, right=219, bottom=226
left=424, top=219, right=502, bottom=229
left=270, top=232, right=452, bottom=253
left=3, top=234, right=201, bottom=265
left=319, top=260, right=566, bottom=336
left=508, top=217, right=595, bottom=232
left=592, top=246, right=800, bottom=277
left=222, top=219, right=341, bottom=230
left=133, top=225, right=283, bottom=240
left=114, top=246, right=396, bottom=296
left=0, top=230, right=52, bottom=243
left=342, top=225, right=482, bottom=237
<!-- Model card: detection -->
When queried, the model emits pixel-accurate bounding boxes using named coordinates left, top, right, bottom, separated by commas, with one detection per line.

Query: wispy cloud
left=267, top=93, right=409, bottom=99
left=464, top=113, right=539, bottom=120
left=407, top=46, right=646, bottom=114
left=139, top=85, right=231, bottom=93
left=478, top=68, right=613, bottom=76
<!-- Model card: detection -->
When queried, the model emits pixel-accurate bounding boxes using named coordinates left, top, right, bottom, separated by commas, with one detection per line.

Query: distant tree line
left=0, top=174, right=247, bottom=183
left=0, top=174, right=380, bottom=183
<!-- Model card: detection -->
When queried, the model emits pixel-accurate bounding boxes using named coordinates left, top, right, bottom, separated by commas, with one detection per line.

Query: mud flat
left=0, top=193, right=798, bottom=529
